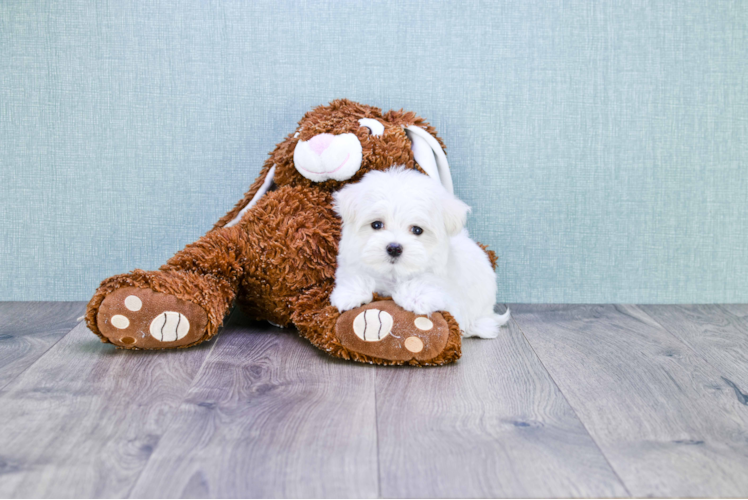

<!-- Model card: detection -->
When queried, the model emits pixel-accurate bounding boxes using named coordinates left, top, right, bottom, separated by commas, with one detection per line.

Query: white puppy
left=330, top=167, right=510, bottom=338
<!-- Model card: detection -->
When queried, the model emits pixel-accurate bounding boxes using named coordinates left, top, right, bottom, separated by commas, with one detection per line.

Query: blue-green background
left=2, top=1, right=747, bottom=302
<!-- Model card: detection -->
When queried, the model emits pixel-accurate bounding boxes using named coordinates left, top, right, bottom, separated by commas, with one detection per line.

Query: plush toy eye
left=358, top=118, right=384, bottom=137
left=410, top=226, right=424, bottom=236
left=371, top=221, right=384, bottom=230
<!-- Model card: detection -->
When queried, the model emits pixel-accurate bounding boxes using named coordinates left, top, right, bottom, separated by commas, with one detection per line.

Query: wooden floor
left=1, top=303, right=747, bottom=498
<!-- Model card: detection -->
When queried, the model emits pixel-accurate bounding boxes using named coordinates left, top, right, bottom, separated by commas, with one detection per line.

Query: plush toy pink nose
left=307, top=133, right=335, bottom=155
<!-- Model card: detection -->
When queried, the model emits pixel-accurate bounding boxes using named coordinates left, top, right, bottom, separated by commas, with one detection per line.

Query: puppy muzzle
left=386, top=242, right=403, bottom=261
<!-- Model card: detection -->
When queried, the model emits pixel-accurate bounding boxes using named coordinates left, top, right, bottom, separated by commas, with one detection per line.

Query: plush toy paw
left=335, top=300, right=460, bottom=365
left=95, top=286, right=209, bottom=349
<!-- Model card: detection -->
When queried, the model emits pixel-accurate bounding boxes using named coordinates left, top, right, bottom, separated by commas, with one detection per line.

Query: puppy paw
left=330, top=286, right=373, bottom=312
left=394, top=295, right=439, bottom=316
left=392, top=281, right=449, bottom=316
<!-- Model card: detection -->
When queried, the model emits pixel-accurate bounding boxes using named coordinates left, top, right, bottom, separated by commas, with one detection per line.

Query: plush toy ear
left=225, top=165, right=276, bottom=228
left=442, top=192, right=471, bottom=237
left=405, top=126, right=454, bottom=194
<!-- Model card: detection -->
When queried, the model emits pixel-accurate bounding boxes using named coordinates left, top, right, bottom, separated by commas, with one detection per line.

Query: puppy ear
left=442, top=193, right=471, bottom=237
left=332, top=183, right=362, bottom=225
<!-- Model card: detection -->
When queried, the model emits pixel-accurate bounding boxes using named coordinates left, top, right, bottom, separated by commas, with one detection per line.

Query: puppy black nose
left=386, top=243, right=403, bottom=258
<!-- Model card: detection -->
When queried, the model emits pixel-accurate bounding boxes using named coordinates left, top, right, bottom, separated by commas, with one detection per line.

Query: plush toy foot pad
left=97, top=287, right=208, bottom=349
left=336, top=300, right=451, bottom=363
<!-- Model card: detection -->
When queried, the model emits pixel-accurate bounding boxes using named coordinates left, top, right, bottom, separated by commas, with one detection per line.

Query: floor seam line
left=634, top=304, right=731, bottom=378
left=374, top=369, right=382, bottom=499
left=0, top=315, right=84, bottom=393
left=510, top=307, right=633, bottom=498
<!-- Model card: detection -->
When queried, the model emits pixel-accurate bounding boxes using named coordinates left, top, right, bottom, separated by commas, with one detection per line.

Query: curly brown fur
left=478, top=243, right=499, bottom=271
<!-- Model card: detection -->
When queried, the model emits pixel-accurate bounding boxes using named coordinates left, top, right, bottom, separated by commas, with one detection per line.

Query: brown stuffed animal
left=86, top=99, right=477, bottom=366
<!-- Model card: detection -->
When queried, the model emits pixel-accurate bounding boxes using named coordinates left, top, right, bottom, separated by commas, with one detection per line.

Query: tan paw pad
left=353, top=309, right=394, bottom=341
left=404, top=336, right=424, bottom=353
left=111, top=315, right=130, bottom=329
left=124, top=295, right=142, bottom=311
left=149, top=311, right=190, bottom=342
left=414, top=317, right=433, bottom=331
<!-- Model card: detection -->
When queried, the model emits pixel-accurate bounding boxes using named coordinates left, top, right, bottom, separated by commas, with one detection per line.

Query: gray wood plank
left=129, top=313, right=378, bottom=499
left=0, top=302, right=86, bottom=389
left=512, top=304, right=748, bottom=498
left=376, top=309, right=628, bottom=498
left=640, top=305, right=748, bottom=389
left=719, top=304, right=748, bottom=320
left=0, top=319, right=215, bottom=498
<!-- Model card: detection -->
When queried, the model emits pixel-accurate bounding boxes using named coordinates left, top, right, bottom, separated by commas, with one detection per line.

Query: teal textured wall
left=1, top=1, right=747, bottom=302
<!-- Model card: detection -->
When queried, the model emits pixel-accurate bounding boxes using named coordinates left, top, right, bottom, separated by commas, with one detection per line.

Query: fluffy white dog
left=330, top=167, right=510, bottom=338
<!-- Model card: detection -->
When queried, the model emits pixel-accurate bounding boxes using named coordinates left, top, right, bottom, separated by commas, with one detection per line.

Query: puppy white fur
left=330, top=167, right=510, bottom=338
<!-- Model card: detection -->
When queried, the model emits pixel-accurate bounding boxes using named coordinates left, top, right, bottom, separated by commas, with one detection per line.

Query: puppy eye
left=358, top=118, right=384, bottom=137
left=410, top=226, right=424, bottom=236
left=371, top=221, right=384, bottom=230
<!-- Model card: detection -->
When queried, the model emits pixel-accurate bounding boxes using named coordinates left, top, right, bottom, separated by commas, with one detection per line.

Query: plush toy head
left=218, top=99, right=454, bottom=228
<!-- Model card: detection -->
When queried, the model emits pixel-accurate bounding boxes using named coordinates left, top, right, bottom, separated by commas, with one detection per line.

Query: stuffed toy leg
left=86, top=100, right=465, bottom=366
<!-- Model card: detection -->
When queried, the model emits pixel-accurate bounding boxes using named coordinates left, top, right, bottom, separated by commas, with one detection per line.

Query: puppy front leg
left=330, top=274, right=375, bottom=312
left=392, top=278, right=454, bottom=318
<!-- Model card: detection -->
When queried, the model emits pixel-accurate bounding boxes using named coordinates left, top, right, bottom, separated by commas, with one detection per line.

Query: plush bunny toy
left=86, top=99, right=489, bottom=366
